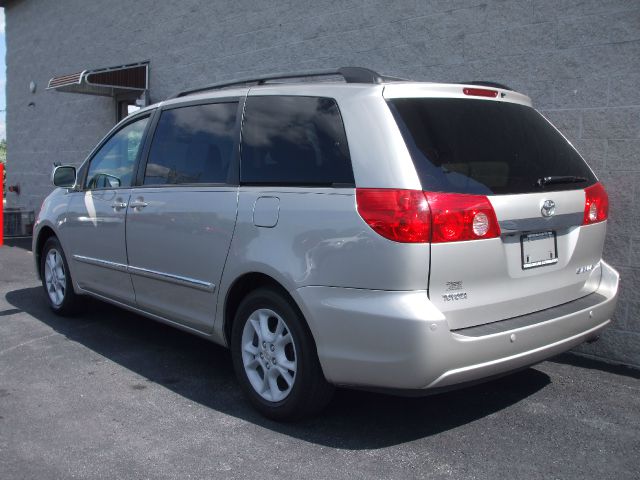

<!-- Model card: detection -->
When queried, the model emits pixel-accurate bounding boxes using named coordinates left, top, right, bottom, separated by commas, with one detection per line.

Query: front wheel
left=40, top=237, right=83, bottom=315
left=231, top=288, right=334, bottom=421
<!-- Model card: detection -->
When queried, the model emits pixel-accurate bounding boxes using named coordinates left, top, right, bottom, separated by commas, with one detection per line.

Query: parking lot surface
left=1, top=239, right=639, bottom=479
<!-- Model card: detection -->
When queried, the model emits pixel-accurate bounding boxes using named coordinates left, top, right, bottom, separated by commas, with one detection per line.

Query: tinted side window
left=144, top=102, right=238, bottom=185
left=240, top=96, right=354, bottom=186
left=85, top=115, right=149, bottom=189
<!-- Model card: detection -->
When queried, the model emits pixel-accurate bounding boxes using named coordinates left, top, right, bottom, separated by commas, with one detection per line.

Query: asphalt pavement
left=1, top=238, right=639, bottom=479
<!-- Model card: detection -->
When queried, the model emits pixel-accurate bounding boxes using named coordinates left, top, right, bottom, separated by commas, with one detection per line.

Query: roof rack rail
left=171, top=67, right=397, bottom=99
left=461, top=81, right=513, bottom=91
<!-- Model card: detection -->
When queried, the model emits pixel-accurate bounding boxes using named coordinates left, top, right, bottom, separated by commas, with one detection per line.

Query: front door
left=64, top=114, right=151, bottom=304
left=125, top=101, right=240, bottom=332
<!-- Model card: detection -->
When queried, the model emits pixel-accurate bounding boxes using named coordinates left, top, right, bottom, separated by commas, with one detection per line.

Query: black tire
left=231, top=287, right=334, bottom=421
left=40, top=236, right=83, bottom=316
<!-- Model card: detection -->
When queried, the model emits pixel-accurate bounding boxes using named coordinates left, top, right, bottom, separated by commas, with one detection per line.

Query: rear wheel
left=231, top=288, right=334, bottom=421
left=40, top=237, right=83, bottom=315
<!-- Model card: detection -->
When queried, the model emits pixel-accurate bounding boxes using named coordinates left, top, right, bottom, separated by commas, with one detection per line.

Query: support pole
left=0, top=163, right=3, bottom=246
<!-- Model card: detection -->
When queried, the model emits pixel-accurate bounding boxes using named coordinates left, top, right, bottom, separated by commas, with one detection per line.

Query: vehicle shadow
left=2, top=237, right=33, bottom=252
left=549, top=352, right=640, bottom=379
left=5, top=286, right=551, bottom=450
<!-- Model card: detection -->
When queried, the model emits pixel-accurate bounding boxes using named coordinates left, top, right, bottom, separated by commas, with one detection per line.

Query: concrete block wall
left=4, top=0, right=640, bottom=366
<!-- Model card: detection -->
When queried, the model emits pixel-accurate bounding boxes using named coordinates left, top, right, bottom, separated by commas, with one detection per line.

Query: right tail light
left=583, top=182, right=609, bottom=225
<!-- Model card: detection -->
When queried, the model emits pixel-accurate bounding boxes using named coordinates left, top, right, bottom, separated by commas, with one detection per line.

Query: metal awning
left=47, top=62, right=148, bottom=97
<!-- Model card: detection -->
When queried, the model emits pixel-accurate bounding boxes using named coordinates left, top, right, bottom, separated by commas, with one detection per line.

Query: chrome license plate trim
left=521, top=231, right=558, bottom=270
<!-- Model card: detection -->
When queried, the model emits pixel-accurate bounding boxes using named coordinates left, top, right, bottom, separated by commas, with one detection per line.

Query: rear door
left=386, top=93, right=606, bottom=329
left=125, top=99, right=241, bottom=332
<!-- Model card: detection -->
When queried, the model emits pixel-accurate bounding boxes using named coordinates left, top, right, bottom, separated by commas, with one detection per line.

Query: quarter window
left=144, top=102, right=238, bottom=185
left=240, top=96, right=354, bottom=186
left=85, top=115, right=149, bottom=189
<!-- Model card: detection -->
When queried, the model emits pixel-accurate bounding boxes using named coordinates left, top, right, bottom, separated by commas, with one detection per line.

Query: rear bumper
left=296, top=261, right=619, bottom=391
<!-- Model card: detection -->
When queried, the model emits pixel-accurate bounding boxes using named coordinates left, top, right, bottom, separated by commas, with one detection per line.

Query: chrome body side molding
left=127, top=265, right=215, bottom=292
left=73, top=254, right=128, bottom=272
left=73, top=254, right=215, bottom=292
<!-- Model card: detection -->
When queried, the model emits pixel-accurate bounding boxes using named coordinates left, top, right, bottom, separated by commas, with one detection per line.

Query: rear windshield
left=388, top=98, right=597, bottom=195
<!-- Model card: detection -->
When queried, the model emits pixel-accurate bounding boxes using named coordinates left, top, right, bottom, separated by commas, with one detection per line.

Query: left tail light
left=356, top=189, right=501, bottom=243
left=425, top=192, right=501, bottom=243
left=355, top=189, right=431, bottom=243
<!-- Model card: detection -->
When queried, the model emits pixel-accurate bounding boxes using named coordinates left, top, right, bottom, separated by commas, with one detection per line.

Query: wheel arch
left=34, top=225, right=58, bottom=279
left=223, top=272, right=315, bottom=349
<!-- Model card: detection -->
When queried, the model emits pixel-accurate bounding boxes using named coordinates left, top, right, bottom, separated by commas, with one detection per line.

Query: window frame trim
left=135, top=96, right=244, bottom=188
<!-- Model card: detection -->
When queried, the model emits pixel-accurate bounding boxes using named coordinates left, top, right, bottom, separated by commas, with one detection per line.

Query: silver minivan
left=35, top=67, right=619, bottom=420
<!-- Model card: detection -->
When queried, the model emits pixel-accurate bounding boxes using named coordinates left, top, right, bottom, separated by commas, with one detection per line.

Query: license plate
left=521, top=231, right=558, bottom=269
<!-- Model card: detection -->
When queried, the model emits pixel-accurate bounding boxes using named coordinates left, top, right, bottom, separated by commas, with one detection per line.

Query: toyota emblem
left=541, top=200, right=556, bottom=218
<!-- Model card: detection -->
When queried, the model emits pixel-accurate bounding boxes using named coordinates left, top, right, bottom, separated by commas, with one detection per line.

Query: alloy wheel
left=241, top=308, right=297, bottom=402
left=44, top=249, right=66, bottom=306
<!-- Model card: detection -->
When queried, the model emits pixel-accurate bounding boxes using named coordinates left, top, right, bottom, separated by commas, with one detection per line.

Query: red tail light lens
left=356, top=189, right=431, bottom=243
left=583, top=182, right=609, bottom=225
left=425, top=192, right=501, bottom=242
left=356, top=189, right=501, bottom=243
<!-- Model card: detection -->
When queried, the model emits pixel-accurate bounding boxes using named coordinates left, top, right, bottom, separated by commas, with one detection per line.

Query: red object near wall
left=0, top=163, right=3, bottom=246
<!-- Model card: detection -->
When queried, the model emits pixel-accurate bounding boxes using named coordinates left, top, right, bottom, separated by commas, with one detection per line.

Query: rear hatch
left=385, top=85, right=608, bottom=329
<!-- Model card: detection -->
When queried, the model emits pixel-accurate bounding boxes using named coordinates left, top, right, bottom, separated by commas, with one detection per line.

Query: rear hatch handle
left=499, top=213, right=584, bottom=234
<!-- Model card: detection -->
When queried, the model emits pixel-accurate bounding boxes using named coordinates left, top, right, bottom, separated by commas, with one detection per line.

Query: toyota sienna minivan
left=35, top=67, right=619, bottom=420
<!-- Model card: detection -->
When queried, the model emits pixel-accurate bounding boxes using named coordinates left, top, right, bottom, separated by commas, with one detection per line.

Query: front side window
left=240, top=96, right=354, bottom=186
left=85, top=115, right=149, bottom=189
left=144, top=102, right=238, bottom=185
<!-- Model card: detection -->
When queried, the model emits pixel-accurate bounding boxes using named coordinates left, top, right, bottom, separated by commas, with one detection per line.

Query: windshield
left=388, top=98, right=597, bottom=195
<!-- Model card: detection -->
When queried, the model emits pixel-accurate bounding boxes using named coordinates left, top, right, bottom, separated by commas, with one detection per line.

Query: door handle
left=129, top=199, right=148, bottom=209
left=111, top=201, right=128, bottom=211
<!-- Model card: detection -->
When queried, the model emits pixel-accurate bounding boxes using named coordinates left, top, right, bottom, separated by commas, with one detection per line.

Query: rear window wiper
left=536, top=176, right=588, bottom=188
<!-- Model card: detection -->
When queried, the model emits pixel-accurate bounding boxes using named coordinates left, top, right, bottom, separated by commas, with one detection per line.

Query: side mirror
left=52, top=165, right=76, bottom=188
left=92, top=173, right=121, bottom=189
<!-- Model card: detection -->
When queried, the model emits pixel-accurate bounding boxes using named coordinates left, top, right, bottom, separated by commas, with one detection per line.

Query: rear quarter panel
left=214, top=187, right=431, bottom=339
